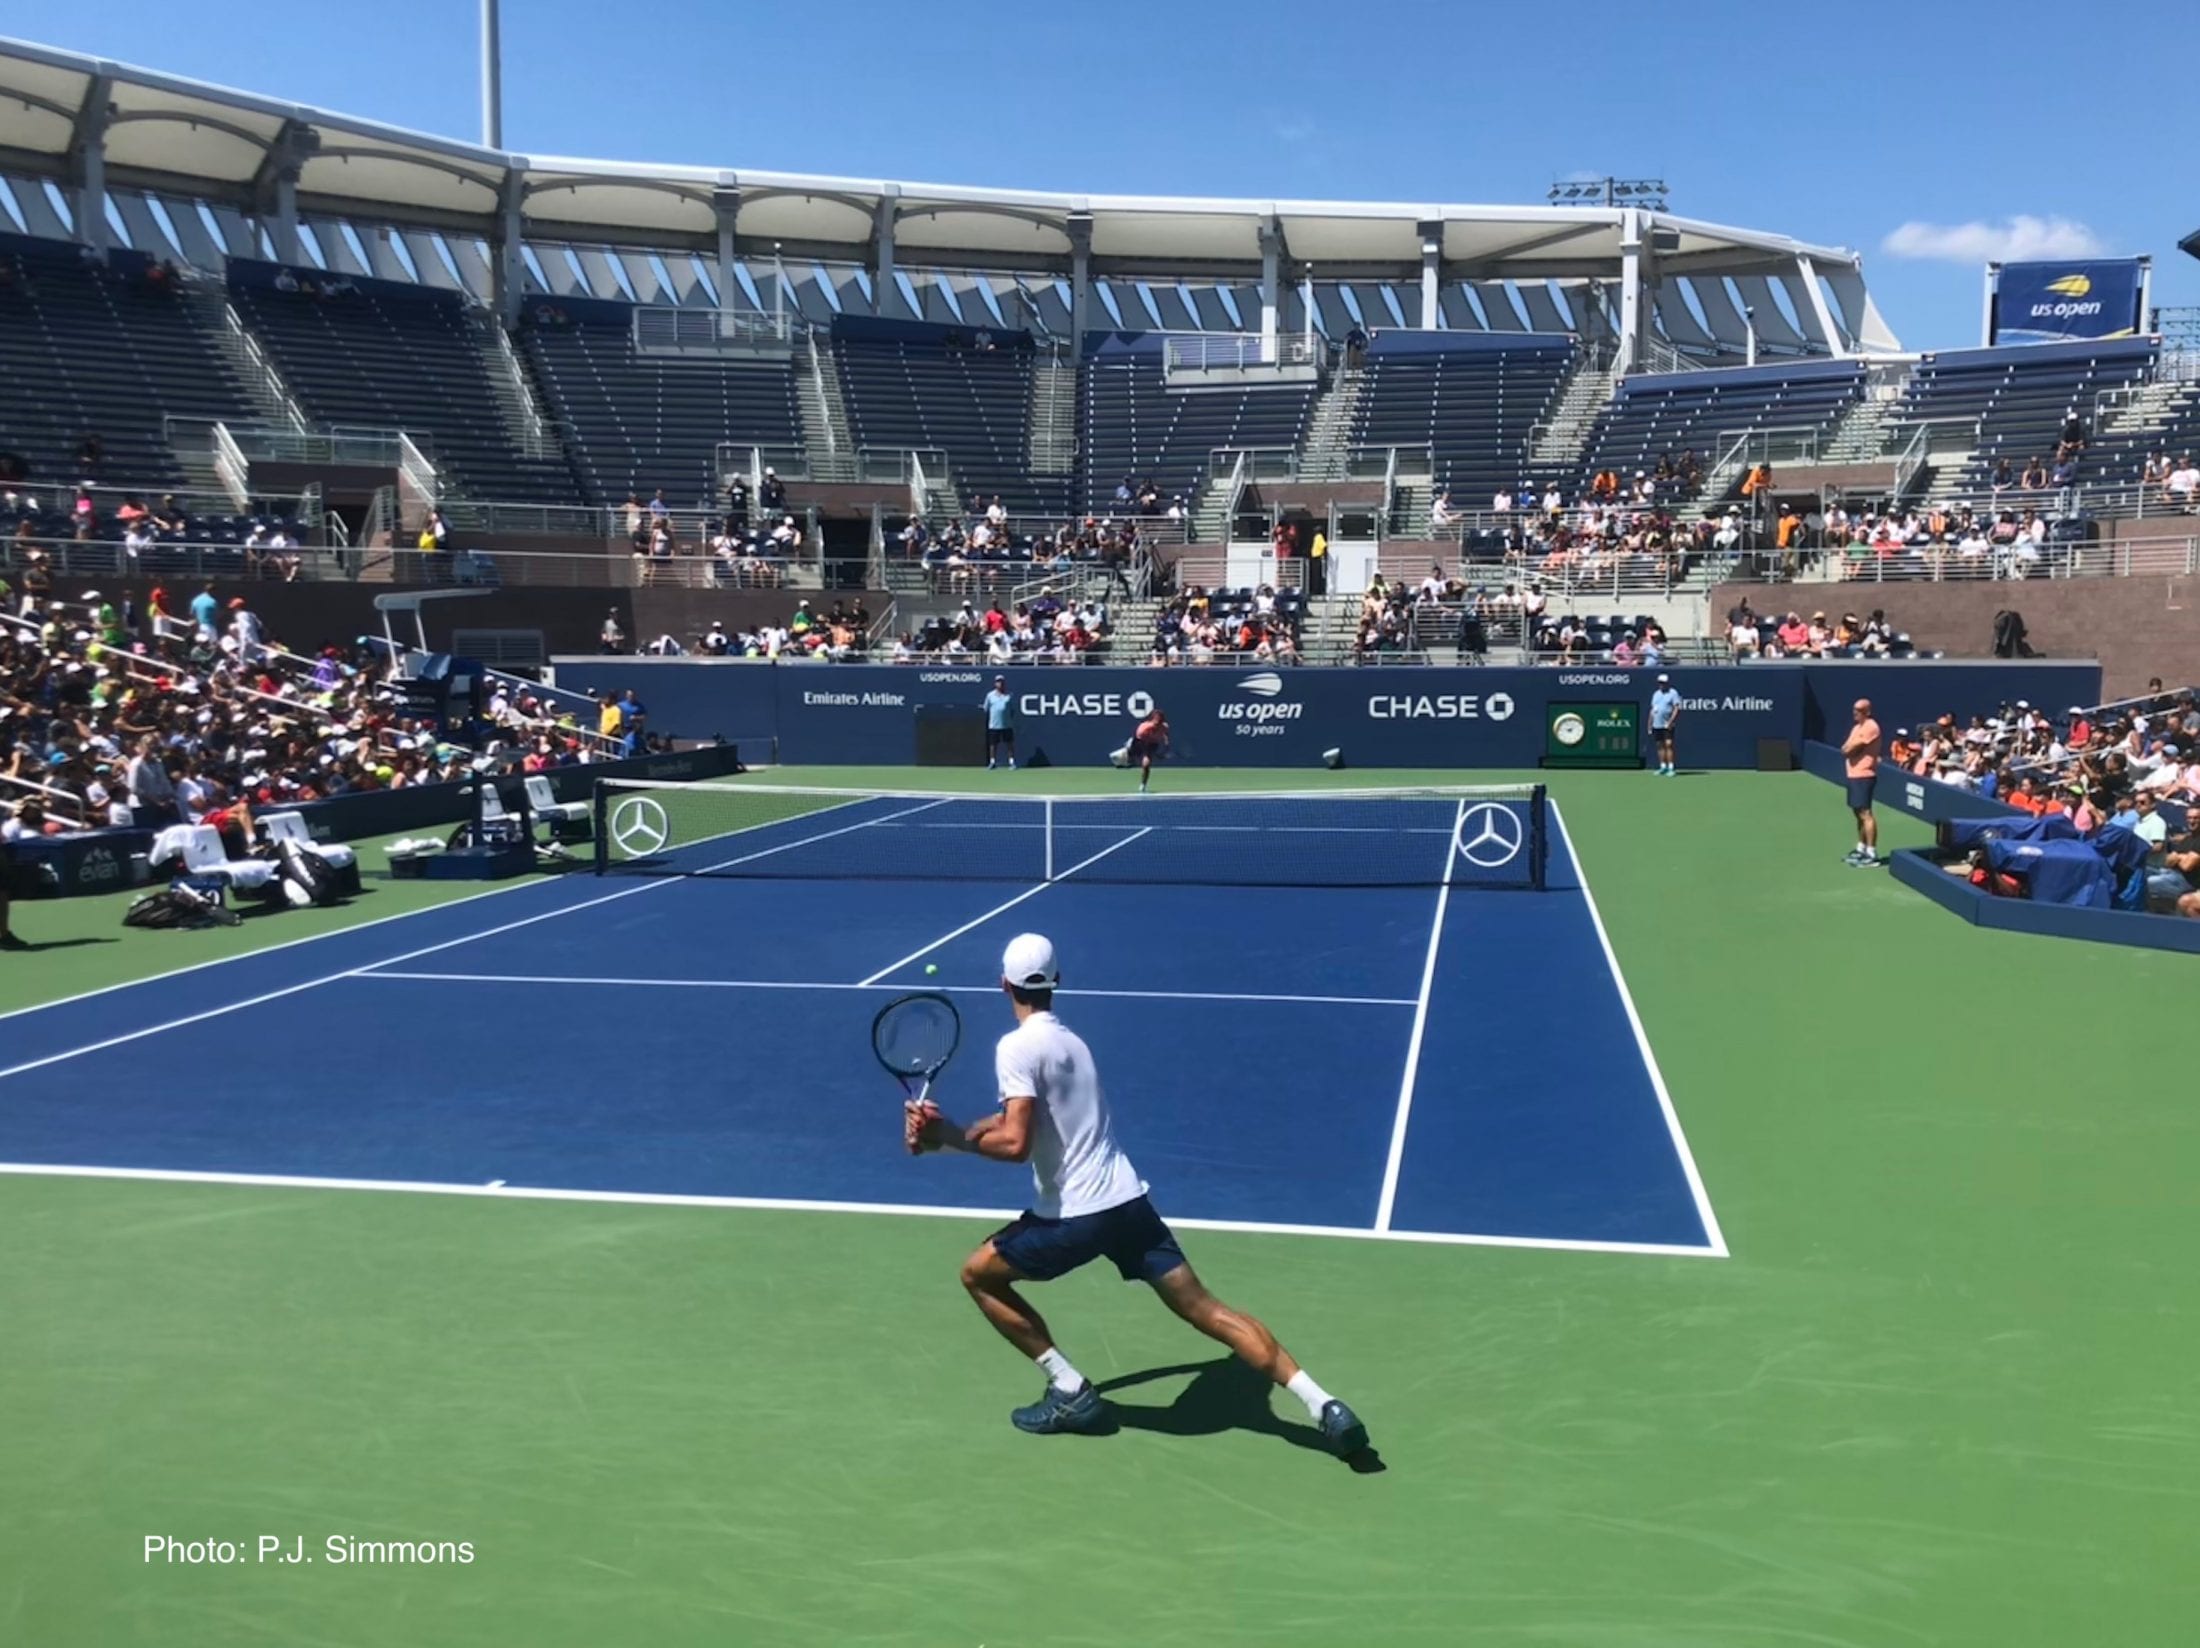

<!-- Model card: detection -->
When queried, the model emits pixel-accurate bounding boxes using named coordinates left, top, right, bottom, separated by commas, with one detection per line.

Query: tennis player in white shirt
left=907, top=933, right=1368, bottom=1453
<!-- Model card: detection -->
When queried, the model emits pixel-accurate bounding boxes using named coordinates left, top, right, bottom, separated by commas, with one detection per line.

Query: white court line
left=853, top=826, right=1154, bottom=987
left=1372, top=797, right=1466, bottom=1232
left=0, top=787, right=877, bottom=1034
left=1549, top=800, right=1728, bottom=1259
left=0, top=1162, right=1721, bottom=1259
left=0, top=798, right=950, bottom=1086
left=356, top=971, right=1418, bottom=1008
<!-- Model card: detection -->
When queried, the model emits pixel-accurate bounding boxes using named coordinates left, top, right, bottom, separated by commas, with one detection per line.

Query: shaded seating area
left=831, top=315, right=1066, bottom=518
left=1078, top=332, right=1314, bottom=514
left=0, top=233, right=254, bottom=491
left=519, top=295, right=801, bottom=507
left=1352, top=332, right=1573, bottom=502
left=228, top=261, right=582, bottom=505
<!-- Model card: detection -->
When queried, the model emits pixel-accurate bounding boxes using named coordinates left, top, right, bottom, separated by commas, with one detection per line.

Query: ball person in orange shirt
left=1842, top=697, right=1883, bottom=867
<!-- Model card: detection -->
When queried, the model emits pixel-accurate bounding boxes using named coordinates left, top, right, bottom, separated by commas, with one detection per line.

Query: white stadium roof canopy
left=0, top=34, right=1900, bottom=357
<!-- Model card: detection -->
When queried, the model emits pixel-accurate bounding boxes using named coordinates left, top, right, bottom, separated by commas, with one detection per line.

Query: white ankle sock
left=1286, top=1370, right=1333, bottom=1420
left=1037, top=1348, right=1088, bottom=1394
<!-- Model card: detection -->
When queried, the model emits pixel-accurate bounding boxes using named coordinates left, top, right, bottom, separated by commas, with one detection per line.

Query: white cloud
left=1881, top=215, right=2106, bottom=263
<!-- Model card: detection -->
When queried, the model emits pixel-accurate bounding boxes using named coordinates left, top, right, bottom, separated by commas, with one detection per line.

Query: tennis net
left=591, top=779, right=1548, bottom=890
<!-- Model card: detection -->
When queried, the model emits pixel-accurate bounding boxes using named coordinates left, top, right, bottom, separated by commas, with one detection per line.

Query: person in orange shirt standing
left=1843, top=697, right=1883, bottom=867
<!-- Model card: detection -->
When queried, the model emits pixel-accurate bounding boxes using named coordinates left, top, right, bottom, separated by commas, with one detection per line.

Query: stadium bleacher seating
left=1575, top=358, right=1865, bottom=504
left=1884, top=337, right=2157, bottom=495
left=1078, top=332, right=1314, bottom=515
left=0, top=234, right=255, bottom=491
left=831, top=316, right=1067, bottom=519
left=518, top=295, right=801, bottom=507
left=1352, top=332, right=1573, bottom=504
left=227, top=261, right=582, bottom=506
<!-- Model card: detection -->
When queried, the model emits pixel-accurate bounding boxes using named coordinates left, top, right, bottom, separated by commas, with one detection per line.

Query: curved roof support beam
left=1065, top=213, right=1093, bottom=359
left=1256, top=216, right=1286, bottom=345
left=251, top=120, right=321, bottom=265
left=1417, top=219, right=1442, bottom=331
left=67, top=73, right=112, bottom=252
left=490, top=169, right=525, bottom=324
left=871, top=188, right=900, bottom=318
left=711, top=185, right=740, bottom=311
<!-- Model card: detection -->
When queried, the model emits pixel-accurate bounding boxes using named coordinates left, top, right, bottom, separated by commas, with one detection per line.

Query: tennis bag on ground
left=123, top=884, right=242, bottom=929
left=275, top=838, right=342, bottom=908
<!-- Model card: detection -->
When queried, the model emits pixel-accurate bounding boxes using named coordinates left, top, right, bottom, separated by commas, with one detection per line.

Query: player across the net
left=591, top=781, right=1549, bottom=890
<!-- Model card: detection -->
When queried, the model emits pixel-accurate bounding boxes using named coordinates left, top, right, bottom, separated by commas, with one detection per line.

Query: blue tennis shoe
left=1011, top=1383, right=1112, bottom=1436
left=1318, top=1399, right=1369, bottom=1456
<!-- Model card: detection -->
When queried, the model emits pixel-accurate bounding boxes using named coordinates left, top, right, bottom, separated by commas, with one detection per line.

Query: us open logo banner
left=1989, top=259, right=2144, bottom=346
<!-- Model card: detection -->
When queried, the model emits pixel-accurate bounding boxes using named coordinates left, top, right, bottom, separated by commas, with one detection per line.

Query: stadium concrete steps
left=1027, top=352, right=1078, bottom=475
left=472, top=311, right=573, bottom=492
left=796, top=331, right=858, bottom=482
left=1527, top=362, right=1614, bottom=479
left=177, top=281, right=311, bottom=434
left=2099, top=377, right=2195, bottom=439
left=1821, top=392, right=1901, bottom=462
left=1295, top=366, right=1369, bottom=482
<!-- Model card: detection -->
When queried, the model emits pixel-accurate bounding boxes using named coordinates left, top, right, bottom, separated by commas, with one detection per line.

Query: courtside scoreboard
left=1542, top=702, right=1641, bottom=769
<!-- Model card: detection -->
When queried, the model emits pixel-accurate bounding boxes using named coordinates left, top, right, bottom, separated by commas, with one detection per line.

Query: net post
left=591, top=780, right=609, bottom=875
left=1044, top=796, right=1055, bottom=882
left=1529, top=783, right=1548, bottom=892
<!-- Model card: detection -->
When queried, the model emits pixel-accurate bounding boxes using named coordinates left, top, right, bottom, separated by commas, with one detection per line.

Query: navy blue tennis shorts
left=1845, top=776, right=1876, bottom=811
left=988, top=1194, right=1186, bottom=1283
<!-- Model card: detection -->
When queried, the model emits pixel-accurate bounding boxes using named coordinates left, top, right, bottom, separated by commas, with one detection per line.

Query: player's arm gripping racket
left=872, top=992, right=962, bottom=1155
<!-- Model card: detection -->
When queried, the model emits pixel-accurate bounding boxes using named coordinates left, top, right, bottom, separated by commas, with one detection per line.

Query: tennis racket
left=872, top=992, right=962, bottom=1153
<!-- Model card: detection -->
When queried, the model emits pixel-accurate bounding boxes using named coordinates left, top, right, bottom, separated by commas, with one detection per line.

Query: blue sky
left=9, top=0, right=2196, bottom=348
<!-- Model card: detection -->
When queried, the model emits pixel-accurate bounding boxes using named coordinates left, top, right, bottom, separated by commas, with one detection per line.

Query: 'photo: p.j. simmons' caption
left=144, top=1535, right=475, bottom=1566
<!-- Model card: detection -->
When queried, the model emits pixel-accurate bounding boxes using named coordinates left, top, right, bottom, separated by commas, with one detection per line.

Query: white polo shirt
left=995, top=1011, right=1146, bottom=1219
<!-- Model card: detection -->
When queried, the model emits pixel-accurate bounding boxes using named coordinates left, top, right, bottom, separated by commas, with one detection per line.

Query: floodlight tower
left=481, top=0, right=504, bottom=149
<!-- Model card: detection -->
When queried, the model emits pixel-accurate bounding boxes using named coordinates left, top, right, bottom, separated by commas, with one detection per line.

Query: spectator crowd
left=1887, top=683, right=2200, bottom=917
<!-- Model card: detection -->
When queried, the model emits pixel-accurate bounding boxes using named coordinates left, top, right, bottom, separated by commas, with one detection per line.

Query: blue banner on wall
left=1991, top=259, right=2145, bottom=346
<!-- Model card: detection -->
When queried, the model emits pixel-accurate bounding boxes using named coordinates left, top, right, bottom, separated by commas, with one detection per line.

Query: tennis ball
left=924, top=964, right=939, bottom=976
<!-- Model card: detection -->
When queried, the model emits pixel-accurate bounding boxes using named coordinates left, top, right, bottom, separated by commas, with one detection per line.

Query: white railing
left=632, top=306, right=794, bottom=356
left=224, top=302, right=308, bottom=433
left=211, top=422, right=250, bottom=509
left=488, top=321, right=553, bottom=459
left=1163, top=332, right=1324, bottom=379
left=397, top=433, right=439, bottom=509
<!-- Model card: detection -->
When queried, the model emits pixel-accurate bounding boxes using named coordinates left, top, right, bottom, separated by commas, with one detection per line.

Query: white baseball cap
left=1001, top=932, right=1059, bottom=990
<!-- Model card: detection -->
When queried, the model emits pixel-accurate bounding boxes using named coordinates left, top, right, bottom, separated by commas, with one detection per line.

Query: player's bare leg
left=1150, top=1264, right=1368, bottom=1453
left=960, top=1242, right=1110, bottom=1435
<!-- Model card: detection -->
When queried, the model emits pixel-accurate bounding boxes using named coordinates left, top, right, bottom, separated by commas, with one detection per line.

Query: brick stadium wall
left=1708, top=576, right=2197, bottom=698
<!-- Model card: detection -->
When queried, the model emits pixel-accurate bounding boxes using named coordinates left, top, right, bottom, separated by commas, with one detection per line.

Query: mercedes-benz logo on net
left=1453, top=801, right=1525, bottom=868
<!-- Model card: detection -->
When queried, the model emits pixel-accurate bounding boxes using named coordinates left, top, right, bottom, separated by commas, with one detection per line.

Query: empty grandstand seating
left=227, top=261, right=581, bottom=506
left=1079, top=332, right=1314, bottom=515
left=1883, top=338, right=2159, bottom=496
left=831, top=315, right=1066, bottom=518
left=0, top=234, right=255, bottom=491
left=519, top=296, right=801, bottom=507
left=1576, top=358, right=1865, bottom=503
left=1351, top=332, right=1573, bottom=503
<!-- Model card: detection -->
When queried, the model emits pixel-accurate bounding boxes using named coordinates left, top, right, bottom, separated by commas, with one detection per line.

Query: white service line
left=1372, top=797, right=1465, bottom=1233
left=1549, top=800, right=1728, bottom=1257
left=0, top=1162, right=1722, bottom=1259
left=853, top=826, right=1154, bottom=987
left=0, top=797, right=950, bottom=1086
left=356, top=970, right=1417, bottom=1008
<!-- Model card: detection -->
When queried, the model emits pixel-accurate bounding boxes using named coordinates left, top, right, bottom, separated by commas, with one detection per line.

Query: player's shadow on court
left=1097, top=1358, right=1386, bottom=1473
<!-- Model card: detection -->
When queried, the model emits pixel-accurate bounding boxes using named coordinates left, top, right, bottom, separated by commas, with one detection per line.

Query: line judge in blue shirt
left=1649, top=673, right=1682, bottom=776
left=983, top=675, right=1018, bottom=771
